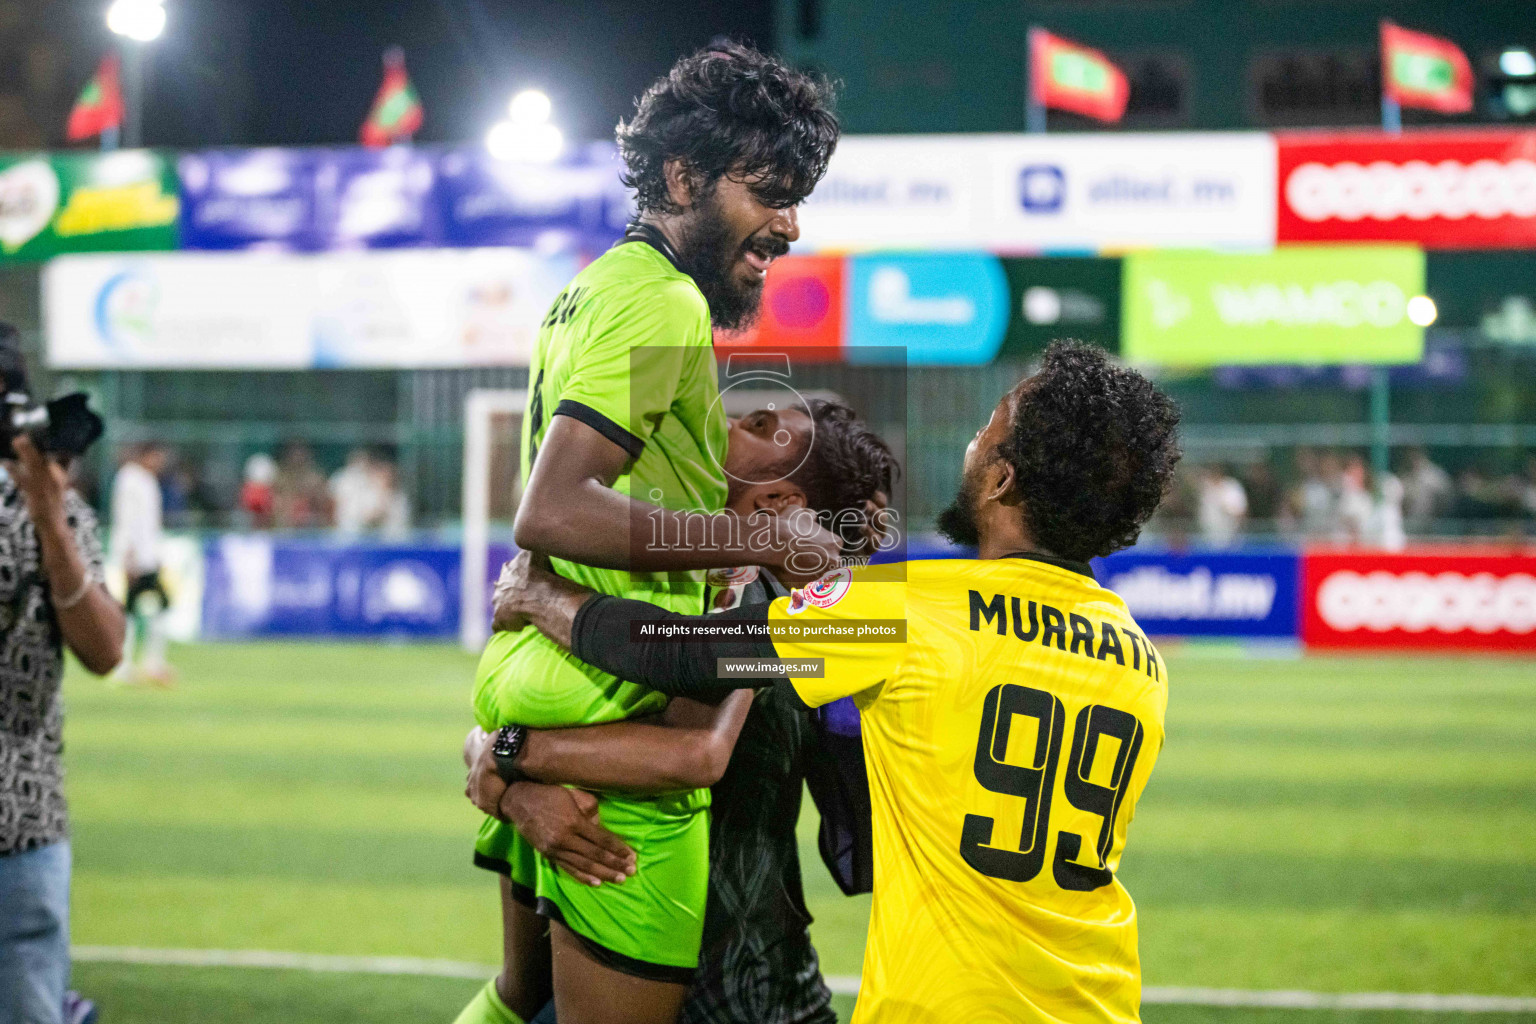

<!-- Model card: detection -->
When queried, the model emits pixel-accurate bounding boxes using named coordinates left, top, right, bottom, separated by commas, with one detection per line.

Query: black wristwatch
left=490, top=725, right=529, bottom=784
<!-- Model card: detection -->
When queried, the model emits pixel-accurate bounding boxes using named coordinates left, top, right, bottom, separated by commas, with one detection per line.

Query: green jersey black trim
left=553, top=399, right=646, bottom=460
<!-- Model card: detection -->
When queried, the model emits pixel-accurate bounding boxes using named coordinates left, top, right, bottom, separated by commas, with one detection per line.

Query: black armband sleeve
left=570, top=595, right=778, bottom=701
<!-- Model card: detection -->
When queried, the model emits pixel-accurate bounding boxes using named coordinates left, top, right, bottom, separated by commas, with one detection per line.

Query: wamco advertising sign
left=1122, top=246, right=1426, bottom=365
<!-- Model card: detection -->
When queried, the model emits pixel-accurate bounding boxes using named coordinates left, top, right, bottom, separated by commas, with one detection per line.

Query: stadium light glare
left=1500, top=49, right=1536, bottom=78
left=509, top=89, right=553, bottom=125
left=106, top=0, right=166, bottom=42
left=486, top=119, right=564, bottom=163
left=1407, top=295, right=1438, bottom=327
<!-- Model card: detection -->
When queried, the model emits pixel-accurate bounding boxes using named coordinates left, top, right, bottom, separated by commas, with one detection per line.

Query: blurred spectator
left=330, top=448, right=383, bottom=536
left=329, top=448, right=411, bottom=538
left=1402, top=448, right=1453, bottom=533
left=1336, top=456, right=1376, bottom=545
left=1455, top=467, right=1505, bottom=522
left=239, top=453, right=276, bottom=528
left=376, top=456, right=411, bottom=540
left=159, top=451, right=191, bottom=528
left=1371, top=467, right=1407, bottom=552
left=1241, top=462, right=1281, bottom=530
left=1197, top=464, right=1247, bottom=548
left=1285, top=448, right=1336, bottom=539
left=109, top=443, right=175, bottom=687
left=1311, top=452, right=1345, bottom=538
left=1523, top=456, right=1536, bottom=520
left=272, top=441, right=330, bottom=529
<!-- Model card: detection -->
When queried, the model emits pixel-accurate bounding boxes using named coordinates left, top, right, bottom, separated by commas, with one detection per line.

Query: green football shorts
left=474, top=789, right=710, bottom=984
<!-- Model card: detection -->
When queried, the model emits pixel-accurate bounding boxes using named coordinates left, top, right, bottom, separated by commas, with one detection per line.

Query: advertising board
left=178, top=144, right=627, bottom=253
left=986, top=132, right=1276, bottom=251
left=844, top=251, right=1009, bottom=364
left=1301, top=548, right=1536, bottom=651
left=1277, top=130, right=1536, bottom=249
left=1122, top=246, right=1426, bottom=366
left=44, top=247, right=575, bottom=368
left=715, top=254, right=844, bottom=356
left=0, top=150, right=178, bottom=261
left=202, top=537, right=460, bottom=639
left=1095, top=549, right=1300, bottom=639
left=797, top=133, right=1276, bottom=253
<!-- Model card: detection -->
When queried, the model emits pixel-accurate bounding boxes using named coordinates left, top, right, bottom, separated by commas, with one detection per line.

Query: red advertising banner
left=715, top=254, right=844, bottom=358
left=1301, top=547, right=1536, bottom=651
left=1277, top=130, right=1536, bottom=249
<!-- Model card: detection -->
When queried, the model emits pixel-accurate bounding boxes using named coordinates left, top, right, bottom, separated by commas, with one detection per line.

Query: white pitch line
left=73, top=948, right=1536, bottom=1013
left=1139, top=987, right=1536, bottom=1013
left=72, top=946, right=493, bottom=980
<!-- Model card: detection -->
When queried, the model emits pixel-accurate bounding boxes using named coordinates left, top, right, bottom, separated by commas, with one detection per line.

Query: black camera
left=0, top=323, right=103, bottom=460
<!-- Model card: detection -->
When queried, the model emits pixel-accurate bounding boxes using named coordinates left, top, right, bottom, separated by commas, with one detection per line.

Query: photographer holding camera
left=0, top=325, right=124, bottom=1024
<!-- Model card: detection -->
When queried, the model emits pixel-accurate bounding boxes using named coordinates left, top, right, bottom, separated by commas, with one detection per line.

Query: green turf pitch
left=61, top=643, right=1536, bottom=1023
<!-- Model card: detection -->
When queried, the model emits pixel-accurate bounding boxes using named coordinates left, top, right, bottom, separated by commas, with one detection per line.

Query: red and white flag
left=1029, top=28, right=1129, bottom=123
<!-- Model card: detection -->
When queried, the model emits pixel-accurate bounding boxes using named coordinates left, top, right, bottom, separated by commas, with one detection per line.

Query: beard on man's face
left=936, top=468, right=983, bottom=549
left=674, top=189, right=788, bottom=332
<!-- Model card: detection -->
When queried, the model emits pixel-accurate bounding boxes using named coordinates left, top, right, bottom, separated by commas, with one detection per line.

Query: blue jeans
left=0, top=841, right=70, bottom=1024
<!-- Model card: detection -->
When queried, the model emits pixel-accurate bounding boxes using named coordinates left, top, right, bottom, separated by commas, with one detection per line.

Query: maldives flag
left=1029, top=27, right=1129, bottom=123
left=1381, top=20, right=1473, bottom=113
left=66, top=54, right=124, bottom=142
left=360, top=46, right=423, bottom=147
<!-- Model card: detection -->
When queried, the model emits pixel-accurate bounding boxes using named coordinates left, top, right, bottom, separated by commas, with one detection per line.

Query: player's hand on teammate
left=491, top=550, right=592, bottom=647
left=500, top=782, right=636, bottom=887
left=491, top=551, right=542, bottom=632
left=463, top=725, right=635, bottom=885
left=767, top=507, right=843, bottom=581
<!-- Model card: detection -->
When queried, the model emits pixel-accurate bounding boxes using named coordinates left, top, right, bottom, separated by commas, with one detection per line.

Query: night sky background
left=56, top=0, right=776, bottom=148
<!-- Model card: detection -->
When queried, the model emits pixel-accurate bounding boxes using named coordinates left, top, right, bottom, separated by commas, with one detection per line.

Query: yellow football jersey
left=768, top=555, right=1168, bottom=1024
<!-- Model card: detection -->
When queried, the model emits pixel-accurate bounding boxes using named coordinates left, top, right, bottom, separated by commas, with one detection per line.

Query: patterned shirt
left=683, top=573, right=839, bottom=1024
left=0, top=476, right=104, bottom=855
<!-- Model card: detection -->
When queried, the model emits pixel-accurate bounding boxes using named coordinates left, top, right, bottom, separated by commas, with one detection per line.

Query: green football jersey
left=474, top=240, right=728, bottom=730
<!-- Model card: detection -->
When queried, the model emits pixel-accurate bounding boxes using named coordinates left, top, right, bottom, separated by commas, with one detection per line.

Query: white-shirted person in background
left=109, top=443, right=174, bottom=686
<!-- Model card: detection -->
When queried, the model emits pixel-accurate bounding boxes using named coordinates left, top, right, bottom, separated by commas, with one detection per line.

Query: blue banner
left=178, top=148, right=326, bottom=251
left=324, top=146, right=442, bottom=249
left=436, top=145, right=628, bottom=250
left=899, top=538, right=1300, bottom=639
left=178, top=145, right=627, bottom=254
left=202, top=536, right=460, bottom=639
left=1092, top=549, right=1300, bottom=639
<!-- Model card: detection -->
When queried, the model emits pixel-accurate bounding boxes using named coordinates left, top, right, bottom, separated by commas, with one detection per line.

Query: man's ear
left=663, top=158, right=696, bottom=210
left=752, top=486, right=808, bottom=513
left=982, top=456, right=1018, bottom=508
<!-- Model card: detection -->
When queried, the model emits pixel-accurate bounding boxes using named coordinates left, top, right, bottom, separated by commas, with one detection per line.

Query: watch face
left=492, top=727, right=521, bottom=758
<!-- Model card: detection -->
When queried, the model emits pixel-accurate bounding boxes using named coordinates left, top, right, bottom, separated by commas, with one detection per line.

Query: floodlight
left=509, top=89, right=552, bottom=125
left=486, top=120, right=564, bottom=163
left=1406, top=295, right=1438, bottom=327
left=1500, top=49, right=1536, bottom=78
left=107, top=0, right=166, bottom=41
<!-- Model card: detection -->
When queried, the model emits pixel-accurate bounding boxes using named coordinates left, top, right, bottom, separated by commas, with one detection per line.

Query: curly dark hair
left=790, top=399, right=901, bottom=558
left=616, top=42, right=840, bottom=215
left=1000, top=341, right=1182, bottom=561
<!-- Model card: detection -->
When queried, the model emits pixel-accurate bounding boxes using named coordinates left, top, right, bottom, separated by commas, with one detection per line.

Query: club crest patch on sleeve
left=786, top=566, right=853, bottom=615
left=706, top=565, right=759, bottom=588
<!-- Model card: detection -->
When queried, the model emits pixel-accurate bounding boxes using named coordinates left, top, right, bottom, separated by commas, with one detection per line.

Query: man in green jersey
left=456, top=42, right=840, bottom=1024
